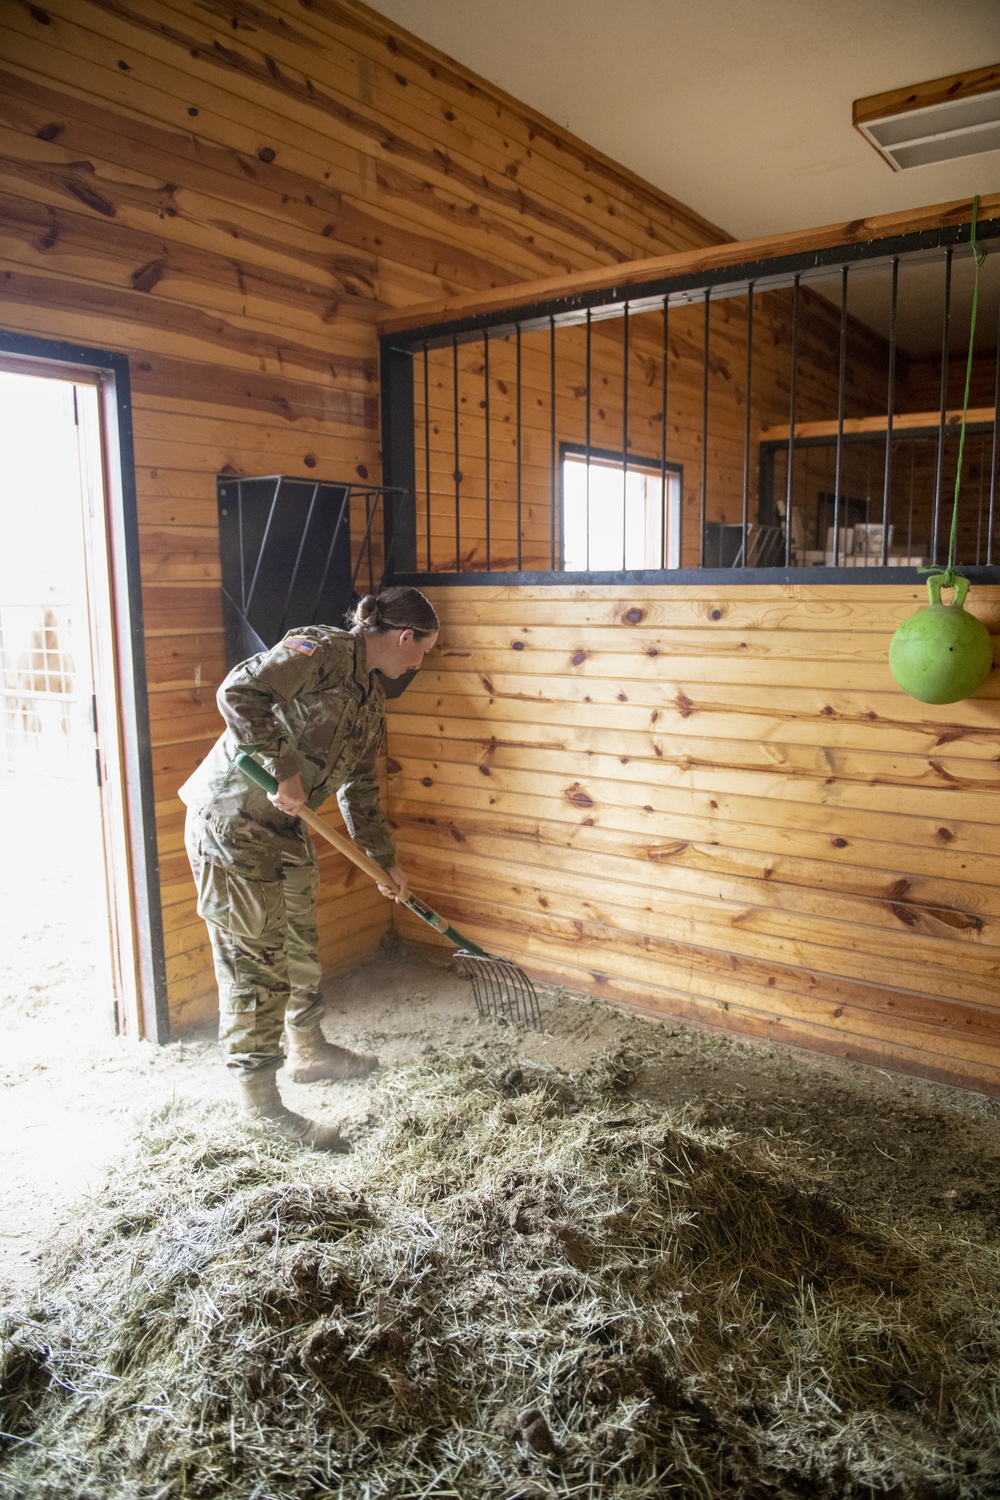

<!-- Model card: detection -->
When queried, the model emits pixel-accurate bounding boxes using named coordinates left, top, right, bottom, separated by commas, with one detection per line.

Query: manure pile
left=1, top=1049, right=998, bottom=1500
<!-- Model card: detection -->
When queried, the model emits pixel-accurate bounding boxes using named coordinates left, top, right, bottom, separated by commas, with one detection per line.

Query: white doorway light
left=0, top=366, right=142, bottom=1038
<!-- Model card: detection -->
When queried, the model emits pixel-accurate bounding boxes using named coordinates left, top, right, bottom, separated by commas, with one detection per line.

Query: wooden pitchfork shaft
left=236, top=754, right=489, bottom=956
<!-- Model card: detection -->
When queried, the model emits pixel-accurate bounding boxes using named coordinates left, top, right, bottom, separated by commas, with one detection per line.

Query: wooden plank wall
left=389, top=583, right=1000, bottom=1095
left=0, top=0, right=731, bottom=1030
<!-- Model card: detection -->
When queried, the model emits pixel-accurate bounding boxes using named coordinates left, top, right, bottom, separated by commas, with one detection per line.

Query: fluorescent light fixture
left=854, top=65, right=1000, bottom=171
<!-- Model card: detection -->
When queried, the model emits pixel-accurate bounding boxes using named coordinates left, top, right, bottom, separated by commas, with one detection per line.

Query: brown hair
left=351, top=586, right=439, bottom=639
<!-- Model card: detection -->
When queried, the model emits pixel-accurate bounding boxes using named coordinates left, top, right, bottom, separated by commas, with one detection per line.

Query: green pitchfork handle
left=235, top=753, right=488, bottom=958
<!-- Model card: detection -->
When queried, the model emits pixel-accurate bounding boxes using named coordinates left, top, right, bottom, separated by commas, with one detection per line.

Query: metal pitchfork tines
left=453, top=950, right=543, bottom=1030
left=404, top=895, right=543, bottom=1030
left=237, top=755, right=544, bottom=1030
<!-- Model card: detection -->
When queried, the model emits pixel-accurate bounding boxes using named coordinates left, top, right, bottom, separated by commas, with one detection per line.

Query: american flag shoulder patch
left=283, top=635, right=318, bottom=655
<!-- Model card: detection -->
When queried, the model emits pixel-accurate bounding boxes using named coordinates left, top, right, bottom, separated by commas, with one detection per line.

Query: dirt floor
left=2, top=770, right=999, bottom=1302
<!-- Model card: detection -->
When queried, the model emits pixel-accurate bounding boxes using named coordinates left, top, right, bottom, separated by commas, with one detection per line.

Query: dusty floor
left=2, top=772, right=999, bottom=1306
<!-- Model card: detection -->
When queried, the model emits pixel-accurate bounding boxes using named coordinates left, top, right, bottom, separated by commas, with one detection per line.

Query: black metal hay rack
left=216, top=475, right=411, bottom=691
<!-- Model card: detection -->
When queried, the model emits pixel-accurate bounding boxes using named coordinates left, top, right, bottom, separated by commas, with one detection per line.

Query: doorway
left=0, top=343, right=165, bottom=1047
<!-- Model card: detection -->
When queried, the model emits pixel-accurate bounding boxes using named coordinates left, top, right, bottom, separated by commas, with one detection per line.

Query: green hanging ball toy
left=888, top=573, right=994, bottom=705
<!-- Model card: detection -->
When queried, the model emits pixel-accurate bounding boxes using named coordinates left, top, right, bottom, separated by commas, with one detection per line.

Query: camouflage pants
left=184, top=811, right=325, bottom=1073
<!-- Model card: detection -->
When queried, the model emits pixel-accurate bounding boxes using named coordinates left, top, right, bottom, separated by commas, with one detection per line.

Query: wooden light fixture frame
left=854, top=64, right=1000, bottom=170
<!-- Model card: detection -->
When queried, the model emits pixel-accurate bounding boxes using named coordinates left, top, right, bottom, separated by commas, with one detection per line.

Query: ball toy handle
left=926, top=573, right=970, bottom=609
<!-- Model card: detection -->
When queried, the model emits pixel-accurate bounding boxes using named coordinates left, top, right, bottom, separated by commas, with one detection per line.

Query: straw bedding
left=2, top=1046, right=998, bottom=1499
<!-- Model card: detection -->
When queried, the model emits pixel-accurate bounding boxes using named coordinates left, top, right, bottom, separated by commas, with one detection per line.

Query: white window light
left=854, top=65, right=1000, bottom=171
left=562, top=451, right=681, bottom=572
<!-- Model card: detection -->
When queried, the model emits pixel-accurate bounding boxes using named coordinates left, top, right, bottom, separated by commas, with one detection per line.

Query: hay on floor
left=1, top=1044, right=998, bottom=1499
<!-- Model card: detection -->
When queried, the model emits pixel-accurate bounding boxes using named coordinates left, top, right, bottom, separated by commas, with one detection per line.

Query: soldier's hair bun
left=354, top=594, right=381, bottom=627
left=350, top=586, right=439, bottom=639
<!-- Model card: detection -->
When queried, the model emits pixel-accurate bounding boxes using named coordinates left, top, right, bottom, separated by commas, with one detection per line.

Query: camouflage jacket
left=179, top=626, right=395, bottom=879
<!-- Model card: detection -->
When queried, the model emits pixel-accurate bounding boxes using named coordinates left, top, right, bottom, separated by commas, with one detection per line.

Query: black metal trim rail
left=390, top=565, right=1000, bottom=588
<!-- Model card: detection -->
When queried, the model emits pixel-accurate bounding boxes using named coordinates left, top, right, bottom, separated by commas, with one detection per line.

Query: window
left=561, top=446, right=682, bottom=572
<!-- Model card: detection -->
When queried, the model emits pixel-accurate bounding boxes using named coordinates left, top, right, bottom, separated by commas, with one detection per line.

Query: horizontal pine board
left=394, top=811, right=1000, bottom=929
left=388, top=792, right=1000, bottom=894
left=399, top=681, right=1000, bottom=762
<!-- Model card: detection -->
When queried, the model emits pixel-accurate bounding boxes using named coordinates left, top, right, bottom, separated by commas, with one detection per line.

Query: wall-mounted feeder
left=215, top=474, right=414, bottom=696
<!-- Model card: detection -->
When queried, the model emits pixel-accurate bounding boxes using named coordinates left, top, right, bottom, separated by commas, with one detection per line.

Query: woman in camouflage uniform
left=180, top=586, right=439, bottom=1151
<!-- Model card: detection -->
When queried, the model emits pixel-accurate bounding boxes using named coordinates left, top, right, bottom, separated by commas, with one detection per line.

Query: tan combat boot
left=235, top=1069, right=350, bottom=1152
left=284, top=1025, right=380, bottom=1085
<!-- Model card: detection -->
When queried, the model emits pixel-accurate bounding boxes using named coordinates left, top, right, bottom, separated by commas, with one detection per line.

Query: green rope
left=940, top=194, right=986, bottom=589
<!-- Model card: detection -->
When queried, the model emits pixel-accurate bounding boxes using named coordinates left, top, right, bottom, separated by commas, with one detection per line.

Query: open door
left=0, top=339, right=166, bottom=1042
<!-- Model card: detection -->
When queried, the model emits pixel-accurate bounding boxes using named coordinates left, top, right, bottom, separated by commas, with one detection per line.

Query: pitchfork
left=237, top=755, right=543, bottom=1030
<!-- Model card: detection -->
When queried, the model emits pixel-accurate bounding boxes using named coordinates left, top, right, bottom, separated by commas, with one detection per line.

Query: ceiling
left=366, top=0, right=1000, bottom=243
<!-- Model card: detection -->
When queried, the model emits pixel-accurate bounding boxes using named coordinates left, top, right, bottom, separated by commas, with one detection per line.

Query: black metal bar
left=236, top=479, right=246, bottom=610
left=278, top=480, right=320, bottom=635
left=360, top=492, right=371, bottom=593
left=311, top=485, right=352, bottom=618
left=976, top=432, right=986, bottom=565
left=379, top=487, right=409, bottom=583
left=881, top=258, right=898, bottom=565
left=989, top=296, right=1000, bottom=565
left=661, top=297, right=669, bottom=566
left=932, top=247, right=952, bottom=564
left=549, top=316, right=556, bottom=571
left=741, top=284, right=754, bottom=569
left=484, top=334, right=492, bottom=572
left=758, top=445, right=775, bottom=545
left=585, top=308, right=592, bottom=571
left=351, top=489, right=382, bottom=593
left=907, top=440, right=915, bottom=560
left=423, top=343, right=431, bottom=573
left=833, top=267, right=848, bottom=565
left=700, top=289, right=709, bottom=567
left=622, top=302, right=629, bottom=569
left=389, top=217, right=1000, bottom=351
left=379, top=341, right=417, bottom=574
left=784, top=275, right=800, bottom=567
left=516, top=323, right=523, bottom=571
left=244, top=476, right=282, bottom=614
left=452, top=335, right=461, bottom=572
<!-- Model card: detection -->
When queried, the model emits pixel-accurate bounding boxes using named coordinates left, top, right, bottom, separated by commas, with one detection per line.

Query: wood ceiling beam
left=378, top=194, right=1000, bottom=339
